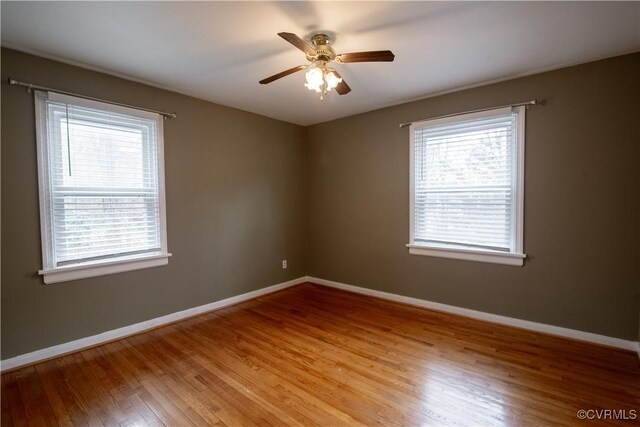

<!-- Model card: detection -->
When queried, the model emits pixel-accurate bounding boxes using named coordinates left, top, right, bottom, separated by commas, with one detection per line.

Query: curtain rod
left=8, top=78, right=177, bottom=119
left=399, top=99, right=540, bottom=128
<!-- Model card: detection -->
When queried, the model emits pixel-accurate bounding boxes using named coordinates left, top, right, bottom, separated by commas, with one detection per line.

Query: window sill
left=38, top=253, right=172, bottom=284
left=407, top=244, right=525, bottom=266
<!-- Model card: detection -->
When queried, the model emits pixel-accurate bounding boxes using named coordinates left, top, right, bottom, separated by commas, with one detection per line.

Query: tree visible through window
left=408, top=106, right=526, bottom=266
left=35, top=91, right=170, bottom=283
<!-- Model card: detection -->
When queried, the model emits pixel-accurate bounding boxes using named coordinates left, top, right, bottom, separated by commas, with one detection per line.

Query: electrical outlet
left=282, top=260, right=287, bottom=269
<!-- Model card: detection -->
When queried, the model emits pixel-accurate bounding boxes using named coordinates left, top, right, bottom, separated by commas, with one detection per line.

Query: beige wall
left=1, top=48, right=307, bottom=359
left=307, top=53, right=640, bottom=341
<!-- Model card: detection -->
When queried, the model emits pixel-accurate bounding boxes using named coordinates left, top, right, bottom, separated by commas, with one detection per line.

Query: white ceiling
left=2, top=1, right=639, bottom=126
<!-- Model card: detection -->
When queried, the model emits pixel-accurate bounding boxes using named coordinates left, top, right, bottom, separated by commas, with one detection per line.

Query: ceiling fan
left=259, top=32, right=395, bottom=100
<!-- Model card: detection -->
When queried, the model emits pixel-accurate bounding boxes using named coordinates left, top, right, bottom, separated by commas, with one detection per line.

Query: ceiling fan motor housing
left=309, top=34, right=336, bottom=62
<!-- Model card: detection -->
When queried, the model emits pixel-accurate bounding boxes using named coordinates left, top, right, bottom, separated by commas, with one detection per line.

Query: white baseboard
left=306, top=276, right=640, bottom=354
left=0, top=276, right=307, bottom=372
left=3, top=275, right=638, bottom=371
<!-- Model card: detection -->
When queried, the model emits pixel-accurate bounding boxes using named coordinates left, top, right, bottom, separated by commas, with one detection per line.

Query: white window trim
left=35, top=91, right=171, bottom=284
left=408, top=106, right=526, bottom=266
left=38, top=254, right=172, bottom=285
left=406, top=244, right=525, bottom=266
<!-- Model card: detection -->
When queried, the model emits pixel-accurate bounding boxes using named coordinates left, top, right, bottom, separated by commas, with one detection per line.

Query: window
left=408, top=106, right=526, bottom=266
left=35, top=91, right=170, bottom=284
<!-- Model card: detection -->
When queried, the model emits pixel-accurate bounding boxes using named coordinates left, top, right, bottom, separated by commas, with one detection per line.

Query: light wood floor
left=2, top=283, right=639, bottom=426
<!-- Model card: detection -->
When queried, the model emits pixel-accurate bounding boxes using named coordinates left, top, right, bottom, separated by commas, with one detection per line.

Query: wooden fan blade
left=259, top=65, right=306, bottom=84
left=332, top=71, right=351, bottom=95
left=335, top=50, right=395, bottom=63
left=278, top=32, right=316, bottom=56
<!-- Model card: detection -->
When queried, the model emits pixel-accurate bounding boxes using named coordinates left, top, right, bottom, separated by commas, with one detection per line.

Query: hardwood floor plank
left=34, top=361, right=77, bottom=427
left=125, top=393, right=166, bottom=426
left=182, top=327, right=361, bottom=426
left=1, top=373, right=13, bottom=427
left=2, top=283, right=639, bottom=426
left=14, top=366, right=59, bottom=427
left=160, top=329, right=319, bottom=426
left=3, top=371, right=27, bottom=427
left=130, top=346, right=219, bottom=425
left=58, top=356, right=111, bottom=426
left=243, top=298, right=505, bottom=425
left=211, top=308, right=448, bottom=425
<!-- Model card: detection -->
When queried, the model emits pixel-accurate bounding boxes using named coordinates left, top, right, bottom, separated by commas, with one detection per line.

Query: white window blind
left=35, top=91, right=170, bottom=283
left=409, top=106, right=525, bottom=265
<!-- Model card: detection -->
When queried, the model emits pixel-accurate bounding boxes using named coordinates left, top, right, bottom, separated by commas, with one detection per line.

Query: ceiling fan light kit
left=259, top=32, right=395, bottom=100
left=304, top=63, right=342, bottom=100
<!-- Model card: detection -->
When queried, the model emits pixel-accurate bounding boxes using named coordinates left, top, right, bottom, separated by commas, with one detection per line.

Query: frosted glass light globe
left=325, top=71, right=342, bottom=91
left=305, top=66, right=324, bottom=92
